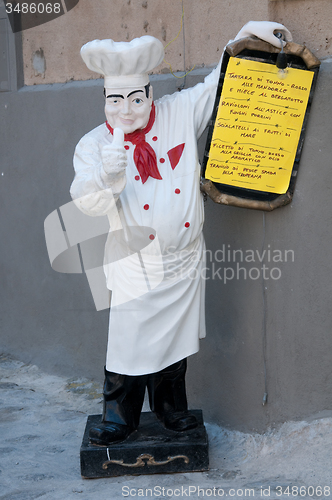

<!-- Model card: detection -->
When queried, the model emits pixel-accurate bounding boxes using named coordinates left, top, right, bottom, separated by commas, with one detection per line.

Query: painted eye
left=134, top=98, right=143, bottom=104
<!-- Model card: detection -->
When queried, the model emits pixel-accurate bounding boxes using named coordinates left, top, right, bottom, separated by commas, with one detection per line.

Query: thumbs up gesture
left=99, top=128, right=128, bottom=196
left=101, top=128, right=127, bottom=175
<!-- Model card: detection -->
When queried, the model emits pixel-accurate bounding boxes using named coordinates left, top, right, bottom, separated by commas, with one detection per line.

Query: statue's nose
left=122, top=99, right=131, bottom=115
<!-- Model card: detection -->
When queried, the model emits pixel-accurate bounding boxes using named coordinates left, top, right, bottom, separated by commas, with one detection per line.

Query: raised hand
left=234, top=21, right=293, bottom=48
left=100, top=128, right=128, bottom=197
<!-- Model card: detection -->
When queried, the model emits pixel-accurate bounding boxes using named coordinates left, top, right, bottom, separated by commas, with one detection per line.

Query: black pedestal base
left=80, top=410, right=209, bottom=478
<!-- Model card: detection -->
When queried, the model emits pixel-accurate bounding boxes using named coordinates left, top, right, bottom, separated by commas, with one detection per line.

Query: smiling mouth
left=120, top=118, right=134, bottom=125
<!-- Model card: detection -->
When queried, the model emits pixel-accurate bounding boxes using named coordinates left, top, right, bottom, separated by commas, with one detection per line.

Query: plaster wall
left=22, top=0, right=269, bottom=85
left=22, top=0, right=332, bottom=85
left=1, top=60, right=332, bottom=432
left=22, top=0, right=332, bottom=86
left=269, top=0, right=332, bottom=57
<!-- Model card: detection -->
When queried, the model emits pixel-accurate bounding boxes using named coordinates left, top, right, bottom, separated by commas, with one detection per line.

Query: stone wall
left=21, top=0, right=332, bottom=85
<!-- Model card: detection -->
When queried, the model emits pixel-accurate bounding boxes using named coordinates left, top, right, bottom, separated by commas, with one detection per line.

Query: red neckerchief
left=106, top=102, right=162, bottom=184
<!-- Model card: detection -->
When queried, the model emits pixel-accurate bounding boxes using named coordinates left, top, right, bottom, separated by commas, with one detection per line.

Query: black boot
left=89, top=368, right=147, bottom=446
left=147, top=358, right=198, bottom=432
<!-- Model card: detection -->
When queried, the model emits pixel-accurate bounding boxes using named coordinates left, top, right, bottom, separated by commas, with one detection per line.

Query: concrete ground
left=0, top=353, right=331, bottom=500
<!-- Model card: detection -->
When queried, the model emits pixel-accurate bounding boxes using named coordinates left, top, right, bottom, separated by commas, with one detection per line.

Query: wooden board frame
left=201, top=37, right=320, bottom=211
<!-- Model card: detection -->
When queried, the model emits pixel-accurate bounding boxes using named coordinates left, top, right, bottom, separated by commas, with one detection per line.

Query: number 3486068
left=5, top=3, right=62, bottom=14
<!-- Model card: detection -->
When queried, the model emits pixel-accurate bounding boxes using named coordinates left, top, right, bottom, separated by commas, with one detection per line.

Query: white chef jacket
left=70, top=61, right=221, bottom=375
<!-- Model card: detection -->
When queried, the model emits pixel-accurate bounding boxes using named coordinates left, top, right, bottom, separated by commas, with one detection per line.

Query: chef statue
left=70, top=21, right=292, bottom=446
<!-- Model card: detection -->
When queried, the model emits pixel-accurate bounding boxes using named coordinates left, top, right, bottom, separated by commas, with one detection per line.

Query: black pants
left=102, top=358, right=188, bottom=430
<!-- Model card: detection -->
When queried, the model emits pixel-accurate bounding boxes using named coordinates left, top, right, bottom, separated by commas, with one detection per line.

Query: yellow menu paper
left=205, top=57, right=314, bottom=194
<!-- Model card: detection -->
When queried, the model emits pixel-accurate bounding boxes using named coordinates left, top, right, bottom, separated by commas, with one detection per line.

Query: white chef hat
left=80, top=35, right=165, bottom=88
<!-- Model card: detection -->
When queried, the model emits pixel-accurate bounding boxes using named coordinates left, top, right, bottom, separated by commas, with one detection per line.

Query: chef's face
left=104, top=84, right=153, bottom=134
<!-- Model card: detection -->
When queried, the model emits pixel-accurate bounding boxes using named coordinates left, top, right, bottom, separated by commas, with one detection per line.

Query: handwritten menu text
left=205, top=57, right=314, bottom=194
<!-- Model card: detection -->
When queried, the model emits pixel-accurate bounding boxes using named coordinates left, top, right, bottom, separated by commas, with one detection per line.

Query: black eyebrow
left=127, top=90, right=144, bottom=98
left=106, top=94, right=124, bottom=99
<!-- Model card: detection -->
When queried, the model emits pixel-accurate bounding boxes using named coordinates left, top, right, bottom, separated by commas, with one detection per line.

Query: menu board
left=204, top=57, right=314, bottom=194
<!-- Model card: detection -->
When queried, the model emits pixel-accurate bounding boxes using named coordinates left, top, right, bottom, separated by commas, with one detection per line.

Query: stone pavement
left=0, top=353, right=331, bottom=500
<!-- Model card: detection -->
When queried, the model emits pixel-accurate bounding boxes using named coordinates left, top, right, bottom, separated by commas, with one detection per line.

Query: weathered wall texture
left=22, top=0, right=332, bottom=86
left=1, top=57, right=332, bottom=432
left=269, top=0, right=332, bottom=57
left=22, top=0, right=268, bottom=85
